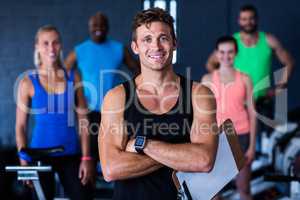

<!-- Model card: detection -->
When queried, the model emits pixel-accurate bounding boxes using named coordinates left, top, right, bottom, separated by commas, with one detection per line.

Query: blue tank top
left=28, top=69, right=80, bottom=156
left=75, top=39, right=124, bottom=111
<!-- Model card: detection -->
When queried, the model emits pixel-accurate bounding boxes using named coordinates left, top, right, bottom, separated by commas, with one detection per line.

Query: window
left=154, top=0, right=166, bottom=9
left=143, top=0, right=178, bottom=64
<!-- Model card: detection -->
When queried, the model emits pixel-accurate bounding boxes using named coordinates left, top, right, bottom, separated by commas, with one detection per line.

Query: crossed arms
left=99, top=82, right=218, bottom=182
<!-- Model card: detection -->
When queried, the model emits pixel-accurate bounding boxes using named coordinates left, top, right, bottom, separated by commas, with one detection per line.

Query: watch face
left=134, top=136, right=146, bottom=148
left=135, top=136, right=145, bottom=147
left=135, top=136, right=146, bottom=154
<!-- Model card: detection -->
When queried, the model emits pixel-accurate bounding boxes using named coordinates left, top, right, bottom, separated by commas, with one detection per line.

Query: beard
left=240, top=24, right=258, bottom=34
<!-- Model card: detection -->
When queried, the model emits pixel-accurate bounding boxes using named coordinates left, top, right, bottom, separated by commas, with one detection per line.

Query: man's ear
left=131, top=41, right=139, bottom=55
left=173, top=39, right=177, bottom=51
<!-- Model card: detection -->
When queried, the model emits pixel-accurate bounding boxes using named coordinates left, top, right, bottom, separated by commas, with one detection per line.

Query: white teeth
left=95, top=31, right=102, bottom=36
left=149, top=55, right=163, bottom=59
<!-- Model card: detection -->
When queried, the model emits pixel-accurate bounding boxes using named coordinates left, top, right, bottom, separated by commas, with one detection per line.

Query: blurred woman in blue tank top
left=15, top=25, right=94, bottom=200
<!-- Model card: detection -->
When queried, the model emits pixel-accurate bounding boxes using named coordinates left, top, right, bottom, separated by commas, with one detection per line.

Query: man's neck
left=138, top=65, right=177, bottom=93
left=240, top=31, right=259, bottom=46
left=240, top=31, right=258, bottom=39
left=91, top=37, right=107, bottom=44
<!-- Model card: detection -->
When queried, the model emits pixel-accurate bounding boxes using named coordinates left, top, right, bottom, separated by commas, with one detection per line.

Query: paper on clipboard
left=172, top=119, right=245, bottom=200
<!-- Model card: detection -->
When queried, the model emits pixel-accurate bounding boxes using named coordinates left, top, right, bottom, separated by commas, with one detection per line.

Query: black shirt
left=113, top=74, right=194, bottom=200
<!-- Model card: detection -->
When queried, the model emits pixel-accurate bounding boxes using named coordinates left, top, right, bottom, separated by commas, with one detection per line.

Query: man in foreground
left=99, top=8, right=218, bottom=200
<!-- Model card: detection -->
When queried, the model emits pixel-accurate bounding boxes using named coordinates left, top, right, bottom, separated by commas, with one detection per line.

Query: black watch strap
left=135, top=146, right=144, bottom=154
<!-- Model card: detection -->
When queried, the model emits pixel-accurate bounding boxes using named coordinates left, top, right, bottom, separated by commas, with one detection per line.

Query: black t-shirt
left=113, top=75, right=193, bottom=200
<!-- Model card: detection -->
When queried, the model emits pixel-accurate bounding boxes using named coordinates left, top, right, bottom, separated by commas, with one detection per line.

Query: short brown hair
left=240, top=4, right=258, bottom=19
left=132, top=7, right=176, bottom=42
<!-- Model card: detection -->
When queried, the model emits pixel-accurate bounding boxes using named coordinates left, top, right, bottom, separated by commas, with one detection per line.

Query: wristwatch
left=134, top=136, right=147, bottom=154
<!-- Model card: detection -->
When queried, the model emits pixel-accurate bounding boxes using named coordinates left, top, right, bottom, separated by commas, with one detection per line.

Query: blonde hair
left=34, top=25, right=64, bottom=68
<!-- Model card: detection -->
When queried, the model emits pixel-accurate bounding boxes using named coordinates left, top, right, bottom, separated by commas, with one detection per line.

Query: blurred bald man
left=65, top=12, right=139, bottom=161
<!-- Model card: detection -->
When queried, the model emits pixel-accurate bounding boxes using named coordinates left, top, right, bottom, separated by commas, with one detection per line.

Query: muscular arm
left=206, top=50, right=219, bottom=73
left=267, top=34, right=294, bottom=86
left=64, top=50, right=77, bottom=71
left=123, top=46, right=140, bottom=74
left=143, top=84, right=218, bottom=172
left=99, top=85, right=162, bottom=182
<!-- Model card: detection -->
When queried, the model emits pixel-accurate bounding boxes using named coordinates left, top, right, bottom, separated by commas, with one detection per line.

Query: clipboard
left=172, top=119, right=245, bottom=200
